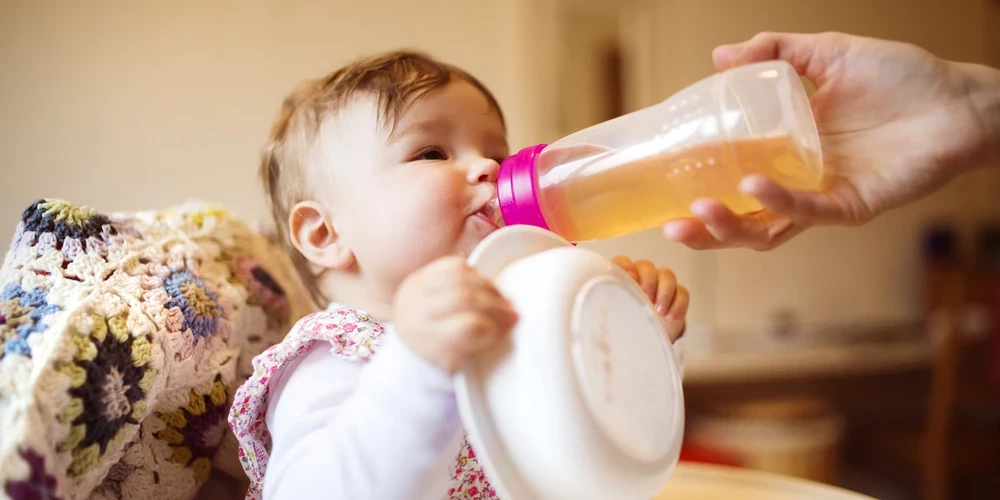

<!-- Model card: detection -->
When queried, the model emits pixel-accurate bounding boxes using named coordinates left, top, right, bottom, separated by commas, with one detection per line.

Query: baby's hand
left=394, top=256, right=519, bottom=374
left=612, top=256, right=688, bottom=343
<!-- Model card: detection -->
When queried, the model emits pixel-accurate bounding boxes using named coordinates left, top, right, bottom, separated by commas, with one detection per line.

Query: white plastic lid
left=456, top=226, right=685, bottom=500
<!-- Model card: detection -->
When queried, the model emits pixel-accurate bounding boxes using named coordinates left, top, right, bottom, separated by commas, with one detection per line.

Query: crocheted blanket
left=0, top=200, right=311, bottom=500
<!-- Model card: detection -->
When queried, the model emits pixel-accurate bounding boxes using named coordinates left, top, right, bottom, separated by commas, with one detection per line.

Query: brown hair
left=260, top=50, right=505, bottom=307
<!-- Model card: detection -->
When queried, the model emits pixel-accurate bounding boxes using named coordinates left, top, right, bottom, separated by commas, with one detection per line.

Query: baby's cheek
left=389, top=199, right=464, bottom=256
left=374, top=171, right=471, bottom=275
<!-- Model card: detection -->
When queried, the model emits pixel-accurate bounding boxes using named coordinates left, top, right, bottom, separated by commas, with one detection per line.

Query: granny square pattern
left=0, top=200, right=310, bottom=500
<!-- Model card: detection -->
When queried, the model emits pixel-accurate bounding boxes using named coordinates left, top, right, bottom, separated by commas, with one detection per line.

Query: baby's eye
left=415, top=147, right=447, bottom=161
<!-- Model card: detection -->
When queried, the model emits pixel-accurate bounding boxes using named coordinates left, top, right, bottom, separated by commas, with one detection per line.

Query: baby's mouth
left=474, top=198, right=503, bottom=229
left=473, top=210, right=500, bottom=230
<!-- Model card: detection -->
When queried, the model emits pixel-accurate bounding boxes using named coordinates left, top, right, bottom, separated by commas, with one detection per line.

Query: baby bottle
left=483, top=60, right=823, bottom=242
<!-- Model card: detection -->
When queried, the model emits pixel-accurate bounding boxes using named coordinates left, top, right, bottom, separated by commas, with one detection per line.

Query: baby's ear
left=288, top=201, right=355, bottom=270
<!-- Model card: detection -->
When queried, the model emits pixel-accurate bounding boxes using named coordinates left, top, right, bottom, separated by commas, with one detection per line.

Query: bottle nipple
left=480, top=197, right=506, bottom=228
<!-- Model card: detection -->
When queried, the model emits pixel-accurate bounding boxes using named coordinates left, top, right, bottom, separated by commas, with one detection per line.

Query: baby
left=228, top=50, right=689, bottom=500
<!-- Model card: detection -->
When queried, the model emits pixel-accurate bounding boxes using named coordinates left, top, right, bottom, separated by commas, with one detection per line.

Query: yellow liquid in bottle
left=536, top=135, right=822, bottom=242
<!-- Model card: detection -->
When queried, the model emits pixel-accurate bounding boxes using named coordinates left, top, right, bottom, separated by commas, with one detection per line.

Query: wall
left=0, top=0, right=531, bottom=238
left=989, top=0, right=1000, bottom=68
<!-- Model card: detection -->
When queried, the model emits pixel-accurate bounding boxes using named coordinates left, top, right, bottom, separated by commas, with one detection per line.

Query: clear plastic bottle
left=483, top=60, right=824, bottom=242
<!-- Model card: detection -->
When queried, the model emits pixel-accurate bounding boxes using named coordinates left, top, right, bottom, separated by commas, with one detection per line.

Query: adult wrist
left=955, top=61, right=1000, bottom=169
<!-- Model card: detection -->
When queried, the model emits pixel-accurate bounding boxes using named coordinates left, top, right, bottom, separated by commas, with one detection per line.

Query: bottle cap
left=496, top=144, right=549, bottom=230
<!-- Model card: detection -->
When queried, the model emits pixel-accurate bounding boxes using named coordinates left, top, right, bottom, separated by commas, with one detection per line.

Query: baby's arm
left=263, top=257, right=516, bottom=499
left=263, top=331, right=461, bottom=500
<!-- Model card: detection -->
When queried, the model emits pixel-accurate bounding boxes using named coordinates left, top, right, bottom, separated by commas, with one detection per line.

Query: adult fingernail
left=690, top=200, right=710, bottom=218
left=656, top=304, right=667, bottom=315
left=712, top=45, right=738, bottom=67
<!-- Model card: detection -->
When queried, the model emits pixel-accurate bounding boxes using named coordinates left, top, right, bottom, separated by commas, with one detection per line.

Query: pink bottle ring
left=497, top=144, right=549, bottom=230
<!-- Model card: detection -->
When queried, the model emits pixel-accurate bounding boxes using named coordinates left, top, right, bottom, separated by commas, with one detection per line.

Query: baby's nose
left=468, top=157, right=499, bottom=184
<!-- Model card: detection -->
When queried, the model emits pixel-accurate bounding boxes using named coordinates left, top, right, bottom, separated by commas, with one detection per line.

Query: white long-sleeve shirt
left=262, top=328, right=462, bottom=500
left=261, top=323, right=686, bottom=500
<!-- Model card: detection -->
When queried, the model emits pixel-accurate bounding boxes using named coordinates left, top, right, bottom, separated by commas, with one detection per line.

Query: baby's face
left=320, top=79, right=509, bottom=290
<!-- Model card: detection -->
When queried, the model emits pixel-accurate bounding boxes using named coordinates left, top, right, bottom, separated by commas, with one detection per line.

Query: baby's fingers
left=666, top=285, right=689, bottom=322
left=611, top=256, right=638, bottom=281
left=445, top=306, right=518, bottom=351
left=634, top=260, right=658, bottom=303
left=654, top=268, right=678, bottom=315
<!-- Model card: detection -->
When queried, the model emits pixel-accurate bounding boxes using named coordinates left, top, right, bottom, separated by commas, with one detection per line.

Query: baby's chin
left=454, top=235, right=486, bottom=258
left=456, top=215, right=499, bottom=256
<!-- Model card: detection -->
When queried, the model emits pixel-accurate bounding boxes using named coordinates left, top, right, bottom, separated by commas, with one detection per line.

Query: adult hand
left=664, top=31, right=1000, bottom=250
